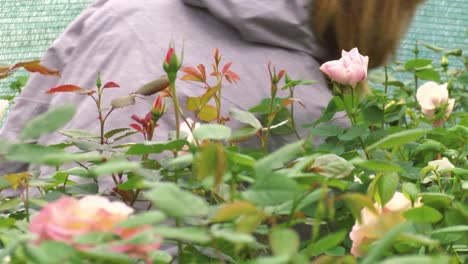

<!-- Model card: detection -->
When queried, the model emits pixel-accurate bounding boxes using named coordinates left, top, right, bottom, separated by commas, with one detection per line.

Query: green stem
left=169, top=80, right=181, bottom=139
left=382, top=65, right=388, bottom=131
left=289, top=88, right=301, bottom=140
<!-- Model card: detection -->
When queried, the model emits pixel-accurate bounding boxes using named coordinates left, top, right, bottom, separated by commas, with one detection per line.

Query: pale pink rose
left=0, top=99, right=9, bottom=121
left=349, top=192, right=421, bottom=257
left=30, top=195, right=161, bottom=261
left=320, top=48, right=369, bottom=87
left=416, top=82, right=455, bottom=127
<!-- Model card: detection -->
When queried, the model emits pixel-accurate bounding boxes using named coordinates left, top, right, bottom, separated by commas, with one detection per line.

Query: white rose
left=416, top=82, right=455, bottom=126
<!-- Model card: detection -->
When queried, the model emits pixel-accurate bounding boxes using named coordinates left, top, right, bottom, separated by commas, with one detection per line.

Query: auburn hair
left=311, top=0, right=425, bottom=68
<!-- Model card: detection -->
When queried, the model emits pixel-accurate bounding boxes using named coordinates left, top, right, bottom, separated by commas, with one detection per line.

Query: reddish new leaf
left=46, top=85, right=83, bottom=94
left=103, top=81, right=120, bottom=89
left=224, top=70, right=240, bottom=84
left=222, top=62, right=233, bottom=75
left=181, top=66, right=205, bottom=82
left=11, top=60, right=60, bottom=77
left=130, top=123, right=144, bottom=133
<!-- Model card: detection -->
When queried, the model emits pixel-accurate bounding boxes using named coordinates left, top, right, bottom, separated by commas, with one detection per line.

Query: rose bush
left=0, top=42, right=466, bottom=263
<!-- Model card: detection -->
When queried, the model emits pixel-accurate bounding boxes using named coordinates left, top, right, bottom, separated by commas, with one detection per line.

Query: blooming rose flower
left=320, top=48, right=369, bottom=87
left=349, top=192, right=421, bottom=257
left=416, top=82, right=455, bottom=127
left=428, top=157, right=455, bottom=172
left=30, top=195, right=161, bottom=261
left=0, top=99, right=9, bottom=121
left=423, top=157, right=455, bottom=184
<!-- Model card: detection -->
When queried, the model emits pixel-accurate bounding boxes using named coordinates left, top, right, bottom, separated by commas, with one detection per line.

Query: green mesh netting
left=0, top=0, right=467, bottom=99
left=0, top=0, right=92, bottom=98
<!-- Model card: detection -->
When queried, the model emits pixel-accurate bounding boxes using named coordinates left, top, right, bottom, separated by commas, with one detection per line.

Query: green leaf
left=255, top=140, right=304, bottom=178
left=193, top=124, right=232, bottom=141
left=431, top=225, right=468, bottom=235
left=270, top=228, right=299, bottom=258
left=144, top=182, right=209, bottom=218
left=67, top=183, right=99, bottom=195
left=229, top=126, right=259, bottom=142
left=243, top=173, right=299, bottom=206
left=368, top=129, right=428, bottom=151
left=116, top=211, right=166, bottom=228
left=403, top=206, right=443, bottom=223
left=126, top=140, right=186, bottom=155
left=376, top=173, right=399, bottom=206
left=211, top=225, right=255, bottom=244
left=197, top=104, right=217, bottom=122
left=311, top=124, right=344, bottom=137
left=227, top=151, right=256, bottom=168
left=186, top=96, right=202, bottom=111
left=90, top=160, right=141, bottom=177
left=195, top=142, right=226, bottom=187
left=415, top=69, right=441, bottom=82
left=104, top=128, right=131, bottom=139
left=59, top=129, right=100, bottom=139
left=404, top=58, right=432, bottom=70
left=352, top=159, right=403, bottom=173
left=21, top=104, right=75, bottom=140
left=79, top=249, right=133, bottom=263
left=212, top=201, right=258, bottom=222
left=305, top=230, right=347, bottom=257
left=152, top=226, right=211, bottom=244
left=362, top=105, right=384, bottom=125
left=380, top=255, right=450, bottom=264
left=39, top=241, right=77, bottom=263
left=419, top=193, right=454, bottom=209
left=338, top=125, right=368, bottom=141
left=229, top=108, right=263, bottom=129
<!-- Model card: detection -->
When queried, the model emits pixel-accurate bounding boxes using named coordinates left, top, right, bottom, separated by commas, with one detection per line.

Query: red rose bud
left=163, top=43, right=183, bottom=81
left=151, top=95, right=165, bottom=122
left=165, top=48, right=174, bottom=64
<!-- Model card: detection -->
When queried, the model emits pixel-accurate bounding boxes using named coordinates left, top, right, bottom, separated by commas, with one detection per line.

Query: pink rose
left=416, top=82, right=455, bottom=127
left=349, top=192, right=421, bottom=257
left=320, top=48, right=369, bottom=87
left=30, top=195, right=161, bottom=260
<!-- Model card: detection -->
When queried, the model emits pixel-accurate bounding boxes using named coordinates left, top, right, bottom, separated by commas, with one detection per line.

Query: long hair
left=311, top=0, right=425, bottom=68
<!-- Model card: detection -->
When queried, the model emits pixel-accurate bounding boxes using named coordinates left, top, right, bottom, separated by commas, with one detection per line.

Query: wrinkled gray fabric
left=0, top=0, right=344, bottom=183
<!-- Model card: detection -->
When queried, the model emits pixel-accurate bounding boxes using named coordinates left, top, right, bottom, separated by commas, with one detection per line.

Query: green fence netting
left=1, top=0, right=467, bottom=123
